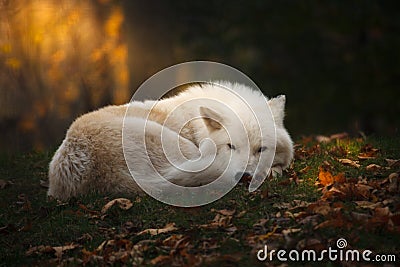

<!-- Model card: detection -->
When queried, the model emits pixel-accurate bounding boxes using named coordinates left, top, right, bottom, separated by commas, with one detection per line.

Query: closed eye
left=257, top=146, right=267, bottom=153
left=227, top=143, right=236, bottom=150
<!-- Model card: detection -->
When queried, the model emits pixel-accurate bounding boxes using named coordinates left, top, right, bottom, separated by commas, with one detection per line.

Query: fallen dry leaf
left=307, top=201, right=331, bottom=216
left=162, top=234, right=186, bottom=247
left=53, top=244, right=79, bottom=259
left=358, top=144, right=380, bottom=160
left=350, top=211, right=372, bottom=222
left=26, top=245, right=54, bottom=256
left=26, top=243, right=78, bottom=258
left=299, top=166, right=311, bottom=174
left=318, top=167, right=346, bottom=187
left=314, top=212, right=351, bottom=230
left=200, top=209, right=237, bottom=229
left=250, top=225, right=278, bottom=241
left=137, top=223, right=177, bottom=236
left=365, top=163, right=383, bottom=172
left=101, top=198, right=133, bottom=213
left=150, top=255, right=171, bottom=265
left=367, top=207, right=392, bottom=229
left=213, top=209, right=235, bottom=216
left=374, top=206, right=391, bottom=217
left=386, top=158, right=400, bottom=168
left=282, top=228, right=301, bottom=236
left=338, top=158, right=360, bottom=168
left=354, top=201, right=382, bottom=209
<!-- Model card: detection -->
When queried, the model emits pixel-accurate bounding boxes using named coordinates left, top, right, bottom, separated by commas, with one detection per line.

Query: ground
left=0, top=135, right=399, bottom=266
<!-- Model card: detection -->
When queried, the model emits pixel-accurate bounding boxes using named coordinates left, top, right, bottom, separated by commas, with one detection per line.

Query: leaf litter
left=19, top=136, right=400, bottom=265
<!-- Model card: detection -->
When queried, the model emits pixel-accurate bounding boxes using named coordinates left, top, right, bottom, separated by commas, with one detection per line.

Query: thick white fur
left=48, top=82, right=293, bottom=200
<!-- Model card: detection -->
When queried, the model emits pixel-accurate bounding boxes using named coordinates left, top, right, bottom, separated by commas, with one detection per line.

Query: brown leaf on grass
left=322, top=183, right=373, bottom=201
left=353, top=183, right=374, bottom=199
left=299, top=166, right=311, bottom=174
left=200, top=214, right=232, bottom=229
left=26, top=245, right=54, bottom=256
left=386, top=158, right=400, bottom=168
left=81, top=248, right=104, bottom=265
left=350, top=211, right=372, bottom=223
left=373, top=207, right=391, bottom=217
left=338, top=158, right=360, bottom=168
left=150, top=255, right=171, bottom=265
left=318, top=167, right=346, bottom=187
left=368, top=207, right=392, bottom=229
left=26, top=243, right=78, bottom=258
left=162, top=234, right=186, bottom=247
left=53, top=244, right=79, bottom=259
left=307, top=201, right=331, bottom=216
left=137, top=223, right=177, bottom=236
left=79, top=204, right=100, bottom=216
left=358, top=144, right=380, bottom=160
left=101, top=198, right=133, bottom=213
left=237, top=210, right=246, bottom=218
left=213, top=209, right=235, bottom=216
left=314, top=211, right=351, bottom=230
left=247, top=225, right=279, bottom=243
left=365, top=164, right=383, bottom=172
left=354, top=201, right=382, bottom=210
left=90, top=239, right=140, bottom=265
left=200, top=209, right=236, bottom=229
left=282, top=228, right=301, bottom=245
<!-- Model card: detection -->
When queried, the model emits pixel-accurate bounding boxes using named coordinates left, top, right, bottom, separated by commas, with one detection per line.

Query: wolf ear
left=268, top=95, right=286, bottom=127
left=199, top=106, right=223, bottom=132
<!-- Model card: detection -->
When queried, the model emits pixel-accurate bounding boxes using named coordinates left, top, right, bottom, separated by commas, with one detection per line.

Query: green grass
left=0, top=136, right=399, bottom=266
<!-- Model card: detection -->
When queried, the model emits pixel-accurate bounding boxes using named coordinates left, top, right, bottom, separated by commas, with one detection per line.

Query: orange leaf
left=318, top=167, right=333, bottom=186
left=318, top=167, right=346, bottom=186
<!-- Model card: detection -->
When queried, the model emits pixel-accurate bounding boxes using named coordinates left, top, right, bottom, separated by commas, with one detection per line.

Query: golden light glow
left=0, top=0, right=130, bottom=151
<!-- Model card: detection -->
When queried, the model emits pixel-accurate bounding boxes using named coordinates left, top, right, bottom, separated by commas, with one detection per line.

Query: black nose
left=235, top=172, right=252, bottom=183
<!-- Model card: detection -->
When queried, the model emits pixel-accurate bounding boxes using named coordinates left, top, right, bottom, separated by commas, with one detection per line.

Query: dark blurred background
left=1, top=0, right=399, bottom=153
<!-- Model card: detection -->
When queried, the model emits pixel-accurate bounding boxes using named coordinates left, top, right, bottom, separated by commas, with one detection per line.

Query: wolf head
left=197, top=84, right=293, bottom=186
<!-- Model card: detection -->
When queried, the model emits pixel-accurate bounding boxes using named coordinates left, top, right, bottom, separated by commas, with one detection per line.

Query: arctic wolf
left=48, top=82, right=293, bottom=200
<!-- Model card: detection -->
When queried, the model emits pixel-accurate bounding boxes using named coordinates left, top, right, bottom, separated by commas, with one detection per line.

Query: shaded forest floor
left=0, top=135, right=399, bottom=266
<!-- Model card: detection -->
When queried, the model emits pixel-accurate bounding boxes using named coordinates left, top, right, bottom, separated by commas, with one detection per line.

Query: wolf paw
left=271, top=166, right=283, bottom=177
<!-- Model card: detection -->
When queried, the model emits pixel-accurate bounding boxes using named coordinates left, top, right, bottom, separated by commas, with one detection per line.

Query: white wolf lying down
left=48, top=82, right=293, bottom=200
